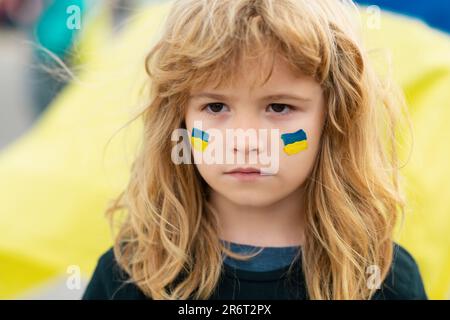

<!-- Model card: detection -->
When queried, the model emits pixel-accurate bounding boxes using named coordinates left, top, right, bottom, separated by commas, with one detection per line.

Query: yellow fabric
left=0, top=2, right=171, bottom=298
left=0, top=3, right=449, bottom=298
left=69, top=2, right=112, bottom=67
left=360, top=12, right=450, bottom=299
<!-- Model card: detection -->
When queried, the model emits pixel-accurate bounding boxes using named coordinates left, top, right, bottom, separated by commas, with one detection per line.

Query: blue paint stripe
left=281, top=129, right=307, bottom=145
left=192, top=127, right=209, bottom=142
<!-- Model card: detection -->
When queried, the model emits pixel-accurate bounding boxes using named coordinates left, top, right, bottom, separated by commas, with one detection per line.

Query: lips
left=225, top=167, right=261, bottom=174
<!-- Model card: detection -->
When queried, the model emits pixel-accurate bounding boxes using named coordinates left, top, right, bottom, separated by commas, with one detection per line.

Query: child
left=83, top=0, right=427, bottom=300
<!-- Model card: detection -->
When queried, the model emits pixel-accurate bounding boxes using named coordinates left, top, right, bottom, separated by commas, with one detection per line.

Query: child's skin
left=185, top=54, right=326, bottom=247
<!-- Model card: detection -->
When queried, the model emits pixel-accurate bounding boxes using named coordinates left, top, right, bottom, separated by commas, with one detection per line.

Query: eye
left=203, top=103, right=229, bottom=114
left=267, top=103, right=294, bottom=115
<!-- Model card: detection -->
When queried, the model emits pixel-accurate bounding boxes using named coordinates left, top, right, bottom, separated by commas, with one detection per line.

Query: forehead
left=190, top=53, right=318, bottom=96
left=243, top=55, right=304, bottom=88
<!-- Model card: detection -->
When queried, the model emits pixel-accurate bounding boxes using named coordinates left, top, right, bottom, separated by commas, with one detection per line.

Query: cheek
left=279, top=146, right=317, bottom=185
left=278, top=125, right=322, bottom=182
left=193, top=162, right=220, bottom=186
left=278, top=152, right=309, bottom=188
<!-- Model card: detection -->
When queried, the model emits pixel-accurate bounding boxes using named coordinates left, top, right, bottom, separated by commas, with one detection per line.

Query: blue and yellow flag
left=191, top=127, right=209, bottom=152
left=281, top=129, right=308, bottom=155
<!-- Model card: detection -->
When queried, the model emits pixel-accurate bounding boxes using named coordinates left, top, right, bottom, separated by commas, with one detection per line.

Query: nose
left=232, top=135, right=259, bottom=155
left=229, top=111, right=265, bottom=156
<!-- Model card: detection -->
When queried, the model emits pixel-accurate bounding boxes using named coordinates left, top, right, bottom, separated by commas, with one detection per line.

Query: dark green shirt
left=82, top=242, right=428, bottom=300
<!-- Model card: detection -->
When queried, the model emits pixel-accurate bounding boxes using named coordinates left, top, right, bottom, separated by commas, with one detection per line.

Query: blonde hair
left=106, top=0, right=410, bottom=299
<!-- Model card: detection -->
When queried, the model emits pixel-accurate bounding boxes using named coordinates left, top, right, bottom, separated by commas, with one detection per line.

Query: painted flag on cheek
left=191, top=127, right=209, bottom=152
left=281, top=129, right=308, bottom=155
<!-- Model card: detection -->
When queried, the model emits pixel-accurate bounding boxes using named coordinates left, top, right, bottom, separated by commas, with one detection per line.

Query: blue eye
left=204, top=103, right=229, bottom=114
left=267, top=103, right=293, bottom=114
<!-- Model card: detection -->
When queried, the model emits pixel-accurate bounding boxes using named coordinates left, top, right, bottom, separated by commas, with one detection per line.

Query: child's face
left=184, top=55, right=326, bottom=207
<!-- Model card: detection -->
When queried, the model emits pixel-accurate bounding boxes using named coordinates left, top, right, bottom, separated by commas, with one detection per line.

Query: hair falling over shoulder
left=105, top=0, right=411, bottom=299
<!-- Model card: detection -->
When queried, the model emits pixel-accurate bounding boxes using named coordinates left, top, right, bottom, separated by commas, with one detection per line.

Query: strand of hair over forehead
left=165, top=0, right=366, bottom=78
left=171, top=0, right=363, bottom=38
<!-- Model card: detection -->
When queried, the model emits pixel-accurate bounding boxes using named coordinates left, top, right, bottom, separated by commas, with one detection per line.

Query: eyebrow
left=189, top=92, right=312, bottom=102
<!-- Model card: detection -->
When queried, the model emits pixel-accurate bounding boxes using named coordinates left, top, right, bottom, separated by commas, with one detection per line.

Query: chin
left=226, top=191, right=280, bottom=208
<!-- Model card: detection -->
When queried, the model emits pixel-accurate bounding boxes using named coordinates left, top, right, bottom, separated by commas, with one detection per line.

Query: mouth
left=225, top=167, right=261, bottom=174
left=224, top=167, right=266, bottom=181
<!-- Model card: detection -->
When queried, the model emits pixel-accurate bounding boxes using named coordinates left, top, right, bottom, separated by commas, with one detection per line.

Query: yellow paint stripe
left=283, top=140, right=308, bottom=155
left=191, top=137, right=208, bottom=152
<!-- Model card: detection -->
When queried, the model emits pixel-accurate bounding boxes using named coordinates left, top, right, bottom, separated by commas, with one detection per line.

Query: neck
left=211, top=187, right=306, bottom=248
